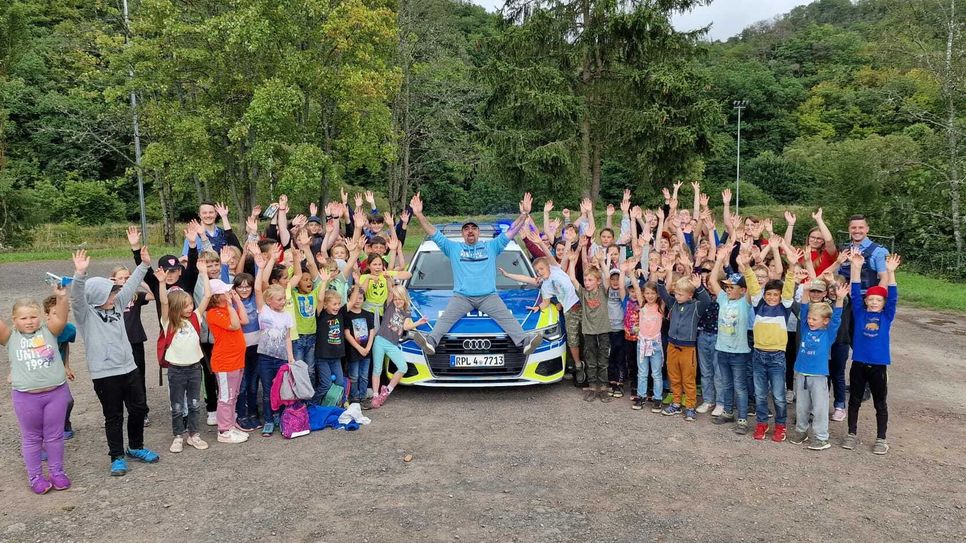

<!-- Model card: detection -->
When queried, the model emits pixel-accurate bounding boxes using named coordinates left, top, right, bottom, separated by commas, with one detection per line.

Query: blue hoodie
left=851, top=283, right=897, bottom=365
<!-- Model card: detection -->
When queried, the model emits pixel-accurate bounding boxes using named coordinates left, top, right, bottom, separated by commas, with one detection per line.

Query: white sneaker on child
left=696, top=402, right=713, bottom=414
left=711, top=404, right=725, bottom=417
left=206, top=412, right=217, bottom=426
left=169, top=436, right=184, bottom=453
left=186, top=434, right=209, bottom=450
left=217, top=429, right=249, bottom=444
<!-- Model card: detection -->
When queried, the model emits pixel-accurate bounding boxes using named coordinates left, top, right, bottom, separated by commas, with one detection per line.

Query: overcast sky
left=468, top=0, right=815, bottom=42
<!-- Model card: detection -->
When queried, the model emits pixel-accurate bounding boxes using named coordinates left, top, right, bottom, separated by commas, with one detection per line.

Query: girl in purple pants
left=1, top=288, right=73, bottom=495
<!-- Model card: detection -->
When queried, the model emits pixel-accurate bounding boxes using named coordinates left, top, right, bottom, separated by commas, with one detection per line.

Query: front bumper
left=396, top=337, right=566, bottom=387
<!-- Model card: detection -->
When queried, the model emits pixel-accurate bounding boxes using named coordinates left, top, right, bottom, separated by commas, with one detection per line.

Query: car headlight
left=538, top=320, right=564, bottom=342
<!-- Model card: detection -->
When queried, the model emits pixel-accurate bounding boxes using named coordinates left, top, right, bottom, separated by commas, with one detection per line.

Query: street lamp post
left=733, top=100, right=747, bottom=215
left=122, top=0, right=147, bottom=243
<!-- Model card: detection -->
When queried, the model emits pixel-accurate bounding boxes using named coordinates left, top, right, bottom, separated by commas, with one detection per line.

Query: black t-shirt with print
left=343, top=308, right=375, bottom=362
left=315, top=307, right=346, bottom=359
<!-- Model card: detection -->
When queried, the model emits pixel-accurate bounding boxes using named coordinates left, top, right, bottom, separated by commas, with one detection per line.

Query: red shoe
left=772, top=424, right=787, bottom=442
left=753, top=422, right=768, bottom=440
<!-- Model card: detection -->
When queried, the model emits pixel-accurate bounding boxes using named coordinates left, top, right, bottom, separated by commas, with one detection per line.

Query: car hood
left=408, top=289, right=541, bottom=334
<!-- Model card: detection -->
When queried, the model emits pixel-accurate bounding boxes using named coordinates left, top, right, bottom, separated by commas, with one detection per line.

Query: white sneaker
left=169, top=436, right=184, bottom=453
left=696, top=402, right=713, bottom=414
left=231, top=428, right=250, bottom=442
left=206, top=412, right=217, bottom=426
left=785, top=389, right=795, bottom=403
left=711, top=404, right=725, bottom=417
left=186, top=434, right=209, bottom=450
left=217, top=430, right=248, bottom=444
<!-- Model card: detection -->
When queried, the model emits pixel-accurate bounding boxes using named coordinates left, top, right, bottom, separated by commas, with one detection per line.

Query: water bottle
left=44, top=272, right=73, bottom=287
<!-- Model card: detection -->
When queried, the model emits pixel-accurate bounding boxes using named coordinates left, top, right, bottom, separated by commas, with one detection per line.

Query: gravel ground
left=1, top=257, right=964, bottom=542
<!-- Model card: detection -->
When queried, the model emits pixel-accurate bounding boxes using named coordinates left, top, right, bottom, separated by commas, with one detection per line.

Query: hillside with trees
left=1, top=0, right=963, bottom=275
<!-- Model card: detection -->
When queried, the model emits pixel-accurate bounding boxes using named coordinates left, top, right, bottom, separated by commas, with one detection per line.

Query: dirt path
left=1, top=258, right=964, bottom=542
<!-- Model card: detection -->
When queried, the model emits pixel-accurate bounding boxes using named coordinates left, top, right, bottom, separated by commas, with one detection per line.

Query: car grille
left=427, top=337, right=526, bottom=377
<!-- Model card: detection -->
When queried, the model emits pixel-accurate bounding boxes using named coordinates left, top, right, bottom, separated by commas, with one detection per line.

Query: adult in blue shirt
left=409, top=192, right=543, bottom=357
left=837, top=214, right=889, bottom=293
left=180, top=201, right=231, bottom=257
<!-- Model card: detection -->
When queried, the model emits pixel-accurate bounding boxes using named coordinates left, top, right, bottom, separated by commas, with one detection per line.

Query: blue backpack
left=838, top=241, right=882, bottom=291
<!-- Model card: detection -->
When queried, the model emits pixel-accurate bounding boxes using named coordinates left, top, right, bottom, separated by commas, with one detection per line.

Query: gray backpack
left=280, top=359, right=315, bottom=401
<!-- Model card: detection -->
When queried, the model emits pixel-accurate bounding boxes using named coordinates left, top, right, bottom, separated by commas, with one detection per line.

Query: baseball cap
left=807, top=279, right=827, bottom=292
left=158, top=255, right=183, bottom=271
left=721, top=273, right=746, bottom=288
left=609, top=268, right=621, bottom=277
left=307, top=215, right=322, bottom=224
left=461, top=221, right=479, bottom=230
left=210, top=279, right=231, bottom=295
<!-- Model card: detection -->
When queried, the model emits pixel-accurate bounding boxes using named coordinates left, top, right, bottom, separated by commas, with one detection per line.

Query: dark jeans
left=347, top=357, right=371, bottom=401
left=848, top=362, right=889, bottom=439
left=236, top=345, right=261, bottom=420
left=784, top=331, right=797, bottom=391
left=167, top=363, right=202, bottom=435
left=829, top=343, right=850, bottom=409
left=607, top=331, right=625, bottom=383
left=312, top=357, right=345, bottom=404
left=200, top=343, right=217, bottom=412
left=257, top=354, right=286, bottom=420
left=92, top=369, right=148, bottom=460
left=717, top=351, right=751, bottom=419
left=131, top=341, right=149, bottom=417
left=752, top=349, right=787, bottom=425
left=624, top=337, right=638, bottom=395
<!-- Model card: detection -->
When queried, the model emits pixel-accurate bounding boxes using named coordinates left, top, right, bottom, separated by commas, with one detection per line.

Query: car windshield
left=408, top=248, right=534, bottom=290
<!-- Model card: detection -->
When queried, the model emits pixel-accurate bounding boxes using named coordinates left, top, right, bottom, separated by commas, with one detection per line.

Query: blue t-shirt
left=795, top=306, right=843, bottom=375
left=851, top=283, right=897, bottom=365
left=56, top=323, right=77, bottom=363
left=431, top=230, right=509, bottom=297
left=714, top=292, right=752, bottom=354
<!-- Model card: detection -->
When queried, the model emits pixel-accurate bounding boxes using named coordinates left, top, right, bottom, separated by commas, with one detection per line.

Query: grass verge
left=894, top=271, right=966, bottom=314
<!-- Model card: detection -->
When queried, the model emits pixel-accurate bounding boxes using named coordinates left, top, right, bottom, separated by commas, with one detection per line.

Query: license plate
left=449, top=354, right=505, bottom=367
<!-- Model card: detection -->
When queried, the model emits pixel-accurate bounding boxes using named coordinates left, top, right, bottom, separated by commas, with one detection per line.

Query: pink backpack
left=280, top=401, right=310, bottom=439
left=270, top=364, right=296, bottom=412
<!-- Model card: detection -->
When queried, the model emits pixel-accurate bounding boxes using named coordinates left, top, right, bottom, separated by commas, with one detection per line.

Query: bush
left=52, top=175, right=125, bottom=225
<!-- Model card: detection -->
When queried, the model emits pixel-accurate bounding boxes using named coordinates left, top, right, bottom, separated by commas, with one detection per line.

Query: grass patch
left=894, top=271, right=966, bottom=313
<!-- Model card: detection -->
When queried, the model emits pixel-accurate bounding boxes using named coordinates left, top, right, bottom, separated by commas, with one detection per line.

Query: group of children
left=3, top=184, right=899, bottom=495
left=507, top=183, right=898, bottom=455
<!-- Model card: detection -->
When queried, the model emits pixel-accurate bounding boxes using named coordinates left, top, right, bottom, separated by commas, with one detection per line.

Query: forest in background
left=1, top=0, right=964, bottom=277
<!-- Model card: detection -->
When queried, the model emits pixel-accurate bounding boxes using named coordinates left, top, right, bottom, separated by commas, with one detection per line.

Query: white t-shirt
left=258, top=306, right=294, bottom=360
left=161, top=310, right=204, bottom=366
left=540, top=266, right=580, bottom=313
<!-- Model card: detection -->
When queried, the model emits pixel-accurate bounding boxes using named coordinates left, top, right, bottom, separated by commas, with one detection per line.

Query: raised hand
left=72, top=249, right=90, bottom=274
left=140, top=246, right=152, bottom=266
left=364, top=191, right=376, bottom=208
left=699, top=193, right=710, bottom=209
left=689, top=273, right=702, bottom=289
left=252, top=249, right=267, bottom=271
left=656, top=207, right=664, bottom=220
left=606, top=204, right=615, bottom=217
left=850, top=250, right=865, bottom=267
left=215, top=201, right=229, bottom=218
left=546, top=218, right=561, bottom=238
left=309, top=202, right=318, bottom=216
left=220, top=246, right=233, bottom=265
left=400, top=209, right=411, bottom=224
left=787, top=246, right=805, bottom=263
left=735, top=251, right=749, bottom=268
left=126, top=225, right=141, bottom=249
left=325, top=219, right=336, bottom=235
left=353, top=207, right=368, bottom=227
left=520, top=192, right=533, bottom=214
left=387, top=237, right=399, bottom=251
left=722, top=188, right=732, bottom=204
left=383, top=211, right=394, bottom=226
left=620, top=189, right=631, bottom=213
left=783, top=210, right=796, bottom=226
left=672, top=181, right=683, bottom=194
left=630, top=206, right=642, bottom=220
left=885, top=253, right=901, bottom=272
left=691, top=181, right=701, bottom=194
left=498, top=267, right=508, bottom=277
left=354, top=193, right=364, bottom=210
left=836, top=282, right=850, bottom=299
left=812, top=207, right=823, bottom=222
left=544, top=200, right=554, bottom=213
left=762, top=218, right=774, bottom=235
left=278, top=194, right=289, bottom=213
left=794, top=268, right=809, bottom=282
left=153, top=268, right=167, bottom=283
left=246, top=214, right=258, bottom=235
left=251, top=205, right=262, bottom=219
left=837, top=248, right=852, bottom=264
left=340, top=187, right=349, bottom=206
left=409, top=193, right=424, bottom=216
left=345, top=236, right=360, bottom=254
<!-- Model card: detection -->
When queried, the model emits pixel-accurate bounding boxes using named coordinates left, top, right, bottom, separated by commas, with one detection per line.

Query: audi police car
left=395, top=223, right=566, bottom=386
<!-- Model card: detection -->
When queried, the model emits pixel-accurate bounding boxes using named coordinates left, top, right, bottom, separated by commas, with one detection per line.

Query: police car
left=396, top=223, right=566, bottom=386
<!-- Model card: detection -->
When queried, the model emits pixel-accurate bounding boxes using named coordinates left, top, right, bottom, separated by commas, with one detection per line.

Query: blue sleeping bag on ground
left=307, top=405, right=360, bottom=431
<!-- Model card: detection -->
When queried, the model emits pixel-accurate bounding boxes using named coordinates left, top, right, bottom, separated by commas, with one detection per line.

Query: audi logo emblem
left=462, top=339, right=492, bottom=350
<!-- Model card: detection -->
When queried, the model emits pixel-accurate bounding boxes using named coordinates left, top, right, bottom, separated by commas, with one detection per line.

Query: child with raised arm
left=629, top=262, right=666, bottom=412
left=70, top=248, right=158, bottom=476
left=843, top=252, right=901, bottom=455
left=566, top=233, right=613, bottom=402
left=708, top=243, right=755, bottom=434
left=42, top=296, right=76, bottom=439
left=654, top=264, right=711, bottom=421
left=205, top=277, right=251, bottom=445
left=253, top=245, right=296, bottom=437
left=156, top=263, right=211, bottom=453
left=747, top=241, right=800, bottom=442
left=787, top=283, right=847, bottom=451
left=343, top=286, right=375, bottom=406
left=370, top=285, right=429, bottom=408
left=2, top=285, right=72, bottom=494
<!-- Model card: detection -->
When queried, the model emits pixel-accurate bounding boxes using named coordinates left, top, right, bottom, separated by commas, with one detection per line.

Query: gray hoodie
left=71, top=263, right=149, bottom=379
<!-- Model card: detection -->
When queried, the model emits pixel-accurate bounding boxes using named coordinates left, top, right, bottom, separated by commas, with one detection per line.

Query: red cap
left=865, top=285, right=887, bottom=299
